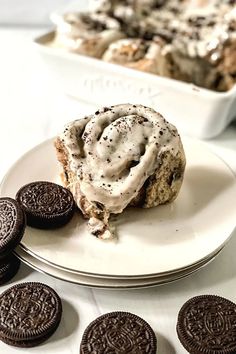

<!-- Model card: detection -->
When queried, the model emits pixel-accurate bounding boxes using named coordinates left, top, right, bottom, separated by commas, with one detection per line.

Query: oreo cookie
left=80, top=311, right=157, bottom=354
left=0, top=255, right=20, bottom=285
left=177, top=295, right=236, bottom=354
left=16, top=181, right=75, bottom=229
left=0, top=197, right=26, bottom=259
left=0, top=282, right=62, bottom=347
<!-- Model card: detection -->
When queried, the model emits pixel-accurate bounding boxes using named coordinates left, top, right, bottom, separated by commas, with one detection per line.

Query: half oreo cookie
left=0, top=255, right=20, bottom=285
left=16, top=181, right=75, bottom=229
left=0, top=282, right=62, bottom=347
left=80, top=311, right=157, bottom=354
left=177, top=295, right=236, bottom=354
left=0, top=197, right=26, bottom=259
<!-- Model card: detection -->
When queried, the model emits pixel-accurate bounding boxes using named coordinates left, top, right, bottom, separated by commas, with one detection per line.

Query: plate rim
left=15, top=246, right=223, bottom=289
left=18, top=240, right=228, bottom=279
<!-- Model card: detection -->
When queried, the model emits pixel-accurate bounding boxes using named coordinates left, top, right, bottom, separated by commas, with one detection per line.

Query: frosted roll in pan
left=52, top=11, right=125, bottom=58
left=34, top=30, right=236, bottom=139
left=102, top=37, right=166, bottom=75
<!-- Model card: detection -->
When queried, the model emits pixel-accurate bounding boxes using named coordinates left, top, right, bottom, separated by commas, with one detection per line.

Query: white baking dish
left=33, top=30, right=236, bottom=139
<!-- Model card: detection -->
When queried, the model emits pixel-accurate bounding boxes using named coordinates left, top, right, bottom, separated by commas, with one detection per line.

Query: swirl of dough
left=103, top=37, right=166, bottom=74
left=52, top=12, right=125, bottom=57
left=57, top=104, right=185, bottom=239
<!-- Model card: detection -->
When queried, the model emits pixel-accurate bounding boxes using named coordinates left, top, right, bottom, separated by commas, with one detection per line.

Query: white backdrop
left=0, top=0, right=83, bottom=26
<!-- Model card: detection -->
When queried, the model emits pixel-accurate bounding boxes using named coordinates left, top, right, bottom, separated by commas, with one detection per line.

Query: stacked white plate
left=1, top=137, right=236, bottom=289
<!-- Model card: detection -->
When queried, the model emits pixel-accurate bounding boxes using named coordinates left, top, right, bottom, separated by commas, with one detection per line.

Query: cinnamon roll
left=102, top=37, right=167, bottom=74
left=55, top=104, right=186, bottom=240
left=89, top=0, right=164, bottom=14
left=52, top=12, right=125, bottom=58
left=51, top=0, right=236, bottom=91
left=89, top=0, right=166, bottom=37
left=89, top=0, right=119, bottom=13
left=164, top=3, right=236, bottom=90
left=112, top=0, right=165, bottom=20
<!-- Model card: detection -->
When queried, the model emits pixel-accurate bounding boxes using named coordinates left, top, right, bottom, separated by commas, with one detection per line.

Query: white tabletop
left=0, top=28, right=236, bottom=354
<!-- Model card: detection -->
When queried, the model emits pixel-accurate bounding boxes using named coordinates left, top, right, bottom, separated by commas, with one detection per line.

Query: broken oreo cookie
left=80, top=311, right=157, bottom=354
left=16, top=181, right=75, bottom=229
left=0, top=282, right=62, bottom=347
left=0, top=197, right=26, bottom=259
left=177, top=295, right=236, bottom=354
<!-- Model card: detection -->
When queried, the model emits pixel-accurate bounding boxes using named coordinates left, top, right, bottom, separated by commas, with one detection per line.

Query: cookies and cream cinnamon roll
left=52, top=12, right=125, bottom=58
left=89, top=0, right=164, bottom=14
left=89, top=0, right=119, bottom=13
left=164, top=2, right=236, bottom=90
left=90, top=0, right=166, bottom=37
left=51, top=0, right=236, bottom=91
left=113, top=0, right=165, bottom=20
left=55, top=104, right=186, bottom=240
left=102, top=37, right=166, bottom=74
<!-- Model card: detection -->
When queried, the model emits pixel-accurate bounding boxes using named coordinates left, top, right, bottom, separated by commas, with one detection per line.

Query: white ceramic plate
left=1, top=138, right=236, bottom=279
left=15, top=246, right=223, bottom=289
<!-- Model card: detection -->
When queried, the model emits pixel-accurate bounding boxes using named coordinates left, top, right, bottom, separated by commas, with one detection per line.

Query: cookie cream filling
left=60, top=104, right=181, bottom=215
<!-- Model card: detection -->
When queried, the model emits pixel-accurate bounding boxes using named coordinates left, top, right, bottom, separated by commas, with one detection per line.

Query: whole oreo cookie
left=0, top=197, right=26, bottom=259
left=80, top=311, right=157, bottom=354
left=16, top=181, right=75, bottom=229
left=0, top=282, right=62, bottom=347
left=177, top=295, right=236, bottom=354
left=0, top=255, right=20, bottom=285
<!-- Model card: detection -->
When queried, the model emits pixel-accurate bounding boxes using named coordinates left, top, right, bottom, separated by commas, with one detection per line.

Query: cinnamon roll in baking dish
left=52, top=12, right=124, bottom=58
left=50, top=0, right=236, bottom=91
left=90, top=0, right=165, bottom=15
left=102, top=37, right=166, bottom=74
left=89, top=0, right=166, bottom=37
left=55, top=104, right=186, bottom=240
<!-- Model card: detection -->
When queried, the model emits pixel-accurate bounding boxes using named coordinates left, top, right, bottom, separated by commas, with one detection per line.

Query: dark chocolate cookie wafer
left=80, top=311, right=157, bottom=354
left=16, top=181, right=75, bottom=229
left=177, top=295, right=236, bottom=354
left=0, top=197, right=26, bottom=259
left=0, top=282, right=62, bottom=347
left=0, top=255, right=20, bottom=285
